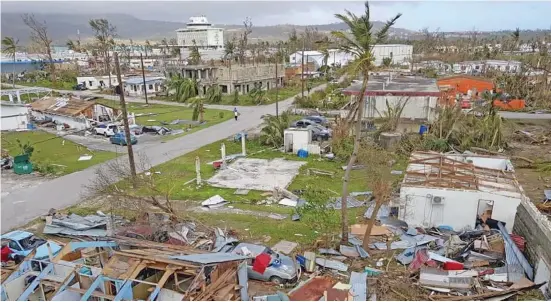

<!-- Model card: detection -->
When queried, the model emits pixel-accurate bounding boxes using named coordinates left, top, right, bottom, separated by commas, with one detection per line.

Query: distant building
left=76, top=75, right=120, bottom=90
left=342, top=74, right=441, bottom=122
left=165, top=63, right=284, bottom=95
left=453, top=60, right=522, bottom=75
left=1, top=101, right=29, bottom=131
left=288, top=44, right=412, bottom=68
left=176, top=16, right=224, bottom=50
left=123, top=76, right=165, bottom=97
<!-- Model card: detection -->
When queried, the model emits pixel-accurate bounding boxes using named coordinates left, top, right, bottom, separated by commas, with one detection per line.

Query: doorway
left=477, top=199, right=494, bottom=224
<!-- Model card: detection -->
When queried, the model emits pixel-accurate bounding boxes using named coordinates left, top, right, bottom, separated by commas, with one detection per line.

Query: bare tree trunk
left=363, top=200, right=383, bottom=250
left=340, top=72, right=368, bottom=243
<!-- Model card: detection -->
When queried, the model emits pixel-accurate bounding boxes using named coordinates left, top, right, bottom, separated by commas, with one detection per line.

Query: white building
left=371, top=44, right=413, bottom=66
left=453, top=60, right=522, bottom=75
left=123, top=77, right=165, bottom=97
left=397, top=152, right=523, bottom=233
left=76, top=75, right=120, bottom=90
left=129, top=58, right=157, bottom=69
left=342, top=74, right=441, bottom=122
left=176, top=16, right=224, bottom=50
left=289, top=50, right=355, bottom=69
left=1, top=102, right=29, bottom=131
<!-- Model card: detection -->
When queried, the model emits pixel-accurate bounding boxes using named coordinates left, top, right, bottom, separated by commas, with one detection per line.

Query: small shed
left=0, top=102, right=29, bottom=131
left=124, top=76, right=165, bottom=97
left=284, top=128, right=314, bottom=154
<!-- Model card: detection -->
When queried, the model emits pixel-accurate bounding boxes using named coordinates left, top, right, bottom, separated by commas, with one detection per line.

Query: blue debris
left=406, top=228, right=418, bottom=236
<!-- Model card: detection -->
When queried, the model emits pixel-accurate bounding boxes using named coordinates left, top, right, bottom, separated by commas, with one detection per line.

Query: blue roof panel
left=2, top=230, right=33, bottom=241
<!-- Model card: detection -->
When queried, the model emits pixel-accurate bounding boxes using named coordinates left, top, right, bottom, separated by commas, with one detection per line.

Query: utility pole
left=114, top=52, right=137, bottom=185
left=301, top=39, right=305, bottom=98
left=275, top=48, right=279, bottom=117
left=140, top=52, right=149, bottom=105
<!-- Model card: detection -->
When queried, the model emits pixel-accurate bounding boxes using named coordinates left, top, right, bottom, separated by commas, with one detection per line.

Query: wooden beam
left=65, top=287, right=116, bottom=300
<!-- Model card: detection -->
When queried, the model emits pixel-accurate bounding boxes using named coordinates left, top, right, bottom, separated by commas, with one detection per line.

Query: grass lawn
left=106, top=135, right=407, bottom=245
left=1, top=130, right=117, bottom=175
left=16, top=80, right=74, bottom=90
left=96, top=99, right=233, bottom=140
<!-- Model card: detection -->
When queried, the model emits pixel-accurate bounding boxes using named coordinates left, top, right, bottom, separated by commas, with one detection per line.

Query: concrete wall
left=513, top=199, right=551, bottom=298
left=366, top=95, right=438, bottom=122
left=77, top=76, right=119, bottom=89
left=1, top=105, right=29, bottom=130
left=399, top=186, right=521, bottom=232
left=372, top=44, right=413, bottom=66
left=124, top=81, right=163, bottom=97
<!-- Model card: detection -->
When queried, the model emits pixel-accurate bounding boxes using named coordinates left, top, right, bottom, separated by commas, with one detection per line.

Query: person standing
left=234, top=107, right=239, bottom=121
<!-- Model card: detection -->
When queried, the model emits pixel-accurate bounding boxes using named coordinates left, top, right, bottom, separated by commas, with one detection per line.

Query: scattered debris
left=272, top=240, right=298, bottom=255
left=234, top=189, right=250, bottom=195
left=390, top=170, right=403, bottom=175
left=315, top=258, right=349, bottom=272
left=202, top=195, right=229, bottom=208
left=327, top=196, right=365, bottom=210
left=77, top=155, right=93, bottom=161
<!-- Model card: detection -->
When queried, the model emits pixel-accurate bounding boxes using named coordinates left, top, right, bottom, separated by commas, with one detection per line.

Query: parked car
left=304, top=115, right=329, bottom=126
left=94, top=124, right=118, bottom=137
left=308, top=124, right=331, bottom=141
left=1, top=231, right=62, bottom=260
left=291, top=119, right=319, bottom=128
left=110, top=132, right=137, bottom=145
left=230, top=243, right=299, bottom=285
left=73, top=83, right=87, bottom=91
left=129, top=124, right=143, bottom=135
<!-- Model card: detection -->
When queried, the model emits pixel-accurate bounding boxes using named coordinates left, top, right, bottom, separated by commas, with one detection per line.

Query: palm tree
left=224, top=38, right=236, bottom=68
left=260, top=112, right=291, bottom=147
left=144, top=40, right=152, bottom=57
left=205, top=84, right=222, bottom=104
left=331, top=1, right=401, bottom=244
left=510, top=27, right=520, bottom=51
left=2, top=37, right=18, bottom=88
left=190, top=97, right=205, bottom=122
left=168, top=77, right=199, bottom=103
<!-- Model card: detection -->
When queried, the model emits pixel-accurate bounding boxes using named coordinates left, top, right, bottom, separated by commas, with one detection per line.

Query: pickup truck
left=94, top=124, right=118, bottom=137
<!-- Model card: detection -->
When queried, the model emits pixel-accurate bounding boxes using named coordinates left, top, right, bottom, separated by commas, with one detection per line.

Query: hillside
left=0, top=12, right=416, bottom=45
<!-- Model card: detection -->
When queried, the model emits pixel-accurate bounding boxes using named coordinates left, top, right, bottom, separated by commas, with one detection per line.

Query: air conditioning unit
left=432, top=196, right=444, bottom=204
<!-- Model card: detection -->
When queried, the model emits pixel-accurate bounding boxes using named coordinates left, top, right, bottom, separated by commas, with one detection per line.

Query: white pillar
left=221, top=143, right=226, bottom=168
left=241, top=132, right=246, bottom=156
left=16, top=90, right=21, bottom=103
left=8, top=94, right=13, bottom=103
left=195, top=156, right=202, bottom=185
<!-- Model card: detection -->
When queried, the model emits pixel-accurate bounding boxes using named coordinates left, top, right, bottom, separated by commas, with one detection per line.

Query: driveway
left=1, top=83, right=330, bottom=231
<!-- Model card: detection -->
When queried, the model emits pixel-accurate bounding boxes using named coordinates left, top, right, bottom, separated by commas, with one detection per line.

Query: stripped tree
left=21, top=14, right=56, bottom=82
left=89, top=19, right=117, bottom=87
left=331, top=1, right=401, bottom=243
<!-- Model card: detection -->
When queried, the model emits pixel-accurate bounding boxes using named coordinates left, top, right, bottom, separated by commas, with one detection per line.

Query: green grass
left=15, top=79, right=74, bottom=90
left=96, top=99, right=233, bottom=140
left=1, top=130, right=117, bottom=175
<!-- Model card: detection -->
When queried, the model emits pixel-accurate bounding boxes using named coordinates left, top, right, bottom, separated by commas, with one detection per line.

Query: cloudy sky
left=2, top=1, right=550, bottom=32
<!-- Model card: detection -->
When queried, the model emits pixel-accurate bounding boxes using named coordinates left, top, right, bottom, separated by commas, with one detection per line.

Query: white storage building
left=342, top=74, right=441, bottom=122
left=1, top=102, right=29, bottom=131
left=397, top=152, right=524, bottom=233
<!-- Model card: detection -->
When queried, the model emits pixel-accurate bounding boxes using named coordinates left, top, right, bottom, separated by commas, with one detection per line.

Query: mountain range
left=1, top=12, right=416, bottom=45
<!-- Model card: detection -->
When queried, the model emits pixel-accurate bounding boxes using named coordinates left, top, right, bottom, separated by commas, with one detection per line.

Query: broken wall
left=513, top=199, right=551, bottom=298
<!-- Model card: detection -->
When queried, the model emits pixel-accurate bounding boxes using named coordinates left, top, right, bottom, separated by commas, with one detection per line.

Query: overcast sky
left=2, top=1, right=550, bottom=32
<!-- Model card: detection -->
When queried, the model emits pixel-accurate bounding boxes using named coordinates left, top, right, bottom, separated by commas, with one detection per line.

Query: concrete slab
left=207, top=158, right=306, bottom=191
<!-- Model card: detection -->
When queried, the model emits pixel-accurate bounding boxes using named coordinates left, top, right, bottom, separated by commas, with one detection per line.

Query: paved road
left=1, top=84, right=329, bottom=232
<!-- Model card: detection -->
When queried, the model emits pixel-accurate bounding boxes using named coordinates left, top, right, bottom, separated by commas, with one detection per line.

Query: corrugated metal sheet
left=169, top=252, right=250, bottom=264
left=350, top=272, right=367, bottom=301
left=498, top=222, right=533, bottom=280
left=238, top=261, right=249, bottom=301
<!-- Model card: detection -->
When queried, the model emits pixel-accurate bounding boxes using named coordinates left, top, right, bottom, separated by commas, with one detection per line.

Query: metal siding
left=498, top=222, right=534, bottom=280
left=169, top=252, right=250, bottom=264
left=350, top=272, right=367, bottom=301
left=238, top=261, right=249, bottom=301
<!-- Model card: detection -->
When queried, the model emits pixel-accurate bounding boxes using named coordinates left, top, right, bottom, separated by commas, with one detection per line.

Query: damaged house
left=1, top=238, right=250, bottom=301
left=397, top=152, right=524, bottom=233
left=30, top=97, right=120, bottom=130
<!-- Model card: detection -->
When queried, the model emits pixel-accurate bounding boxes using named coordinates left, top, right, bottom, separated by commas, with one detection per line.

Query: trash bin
left=419, top=124, right=428, bottom=135
left=13, top=154, right=33, bottom=175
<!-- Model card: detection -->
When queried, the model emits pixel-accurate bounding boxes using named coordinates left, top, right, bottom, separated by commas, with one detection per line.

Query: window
left=89, top=81, right=93, bottom=86
left=99, top=80, right=105, bottom=87
left=148, top=84, right=153, bottom=90
left=133, top=85, right=137, bottom=92
left=8, top=240, right=21, bottom=251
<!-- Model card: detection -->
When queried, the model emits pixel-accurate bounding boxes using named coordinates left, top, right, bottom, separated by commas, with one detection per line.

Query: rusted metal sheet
left=289, top=276, right=337, bottom=301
